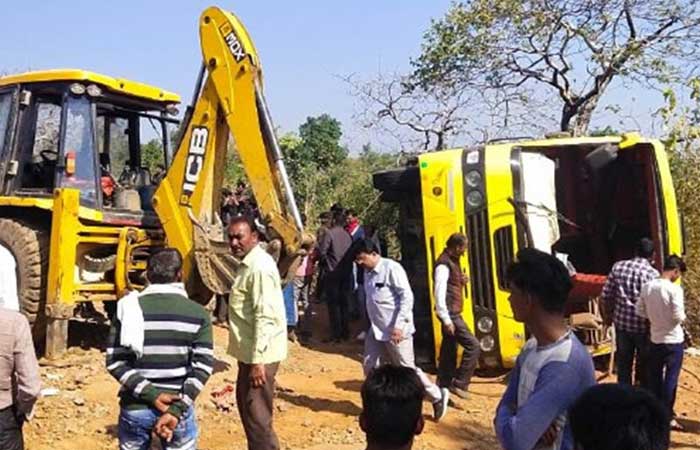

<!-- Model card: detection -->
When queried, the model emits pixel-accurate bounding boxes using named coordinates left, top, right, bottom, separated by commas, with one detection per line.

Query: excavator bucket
left=190, top=212, right=239, bottom=296
left=191, top=215, right=305, bottom=295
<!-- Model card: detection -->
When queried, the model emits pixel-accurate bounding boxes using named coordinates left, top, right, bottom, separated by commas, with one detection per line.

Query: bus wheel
left=373, top=167, right=420, bottom=192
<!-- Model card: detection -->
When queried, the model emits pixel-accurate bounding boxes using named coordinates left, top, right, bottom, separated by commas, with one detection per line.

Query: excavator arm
left=153, top=6, right=303, bottom=300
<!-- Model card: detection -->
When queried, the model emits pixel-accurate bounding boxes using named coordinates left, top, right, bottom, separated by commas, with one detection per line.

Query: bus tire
left=373, top=167, right=420, bottom=193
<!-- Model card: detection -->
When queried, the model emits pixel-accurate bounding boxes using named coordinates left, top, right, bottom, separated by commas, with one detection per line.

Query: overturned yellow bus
left=373, top=133, right=683, bottom=369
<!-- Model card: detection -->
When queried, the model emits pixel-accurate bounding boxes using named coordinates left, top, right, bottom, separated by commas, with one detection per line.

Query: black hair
left=636, top=237, right=655, bottom=259
left=228, top=214, right=258, bottom=234
left=506, top=248, right=572, bottom=313
left=330, top=202, right=344, bottom=212
left=146, top=248, right=183, bottom=284
left=353, top=238, right=380, bottom=258
left=570, top=384, right=670, bottom=450
left=663, top=254, right=687, bottom=273
left=361, top=365, right=424, bottom=448
left=318, top=211, right=331, bottom=221
left=446, top=232, right=467, bottom=249
left=332, top=210, right=347, bottom=228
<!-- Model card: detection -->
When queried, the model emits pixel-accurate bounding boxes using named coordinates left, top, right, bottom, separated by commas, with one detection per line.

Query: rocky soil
left=23, top=319, right=700, bottom=450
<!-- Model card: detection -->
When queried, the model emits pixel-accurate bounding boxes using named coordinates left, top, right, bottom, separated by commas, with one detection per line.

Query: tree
left=412, top=0, right=700, bottom=135
left=297, top=114, right=348, bottom=167
left=345, top=73, right=472, bottom=151
left=279, top=115, right=351, bottom=219
left=278, top=117, right=400, bottom=244
left=346, top=72, right=551, bottom=150
left=141, top=139, right=165, bottom=173
left=659, top=77, right=700, bottom=337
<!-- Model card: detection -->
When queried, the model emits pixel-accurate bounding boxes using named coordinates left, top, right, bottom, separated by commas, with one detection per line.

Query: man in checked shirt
left=601, top=238, right=659, bottom=387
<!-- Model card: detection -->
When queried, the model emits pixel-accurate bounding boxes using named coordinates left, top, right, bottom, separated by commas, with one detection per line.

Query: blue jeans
left=648, top=342, right=684, bottom=416
left=118, top=407, right=197, bottom=450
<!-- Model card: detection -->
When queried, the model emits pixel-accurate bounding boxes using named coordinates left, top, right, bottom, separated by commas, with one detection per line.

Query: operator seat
left=134, top=167, right=156, bottom=211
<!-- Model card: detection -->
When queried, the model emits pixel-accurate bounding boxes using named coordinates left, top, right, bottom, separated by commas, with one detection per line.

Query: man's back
left=0, top=308, right=41, bottom=413
left=106, top=285, right=213, bottom=415
left=321, top=226, right=352, bottom=275
left=0, top=309, right=40, bottom=450
left=603, top=257, right=659, bottom=332
left=639, top=278, right=685, bottom=344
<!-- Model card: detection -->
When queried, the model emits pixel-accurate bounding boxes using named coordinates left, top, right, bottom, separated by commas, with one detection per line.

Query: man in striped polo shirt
left=106, top=248, right=214, bottom=450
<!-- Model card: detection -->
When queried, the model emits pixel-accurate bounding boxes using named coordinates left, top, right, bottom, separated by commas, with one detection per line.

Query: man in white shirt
left=636, top=254, right=686, bottom=431
left=353, top=239, right=450, bottom=422
left=434, top=233, right=480, bottom=400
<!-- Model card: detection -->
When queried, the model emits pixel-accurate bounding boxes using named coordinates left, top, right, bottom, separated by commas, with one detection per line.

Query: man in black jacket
left=319, top=210, right=353, bottom=342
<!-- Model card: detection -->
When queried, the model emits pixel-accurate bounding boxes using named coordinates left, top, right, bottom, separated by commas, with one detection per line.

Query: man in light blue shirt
left=353, top=239, right=450, bottom=422
left=495, top=248, right=595, bottom=450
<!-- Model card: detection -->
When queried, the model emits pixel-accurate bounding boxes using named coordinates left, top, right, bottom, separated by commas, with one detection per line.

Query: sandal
left=670, top=419, right=685, bottom=432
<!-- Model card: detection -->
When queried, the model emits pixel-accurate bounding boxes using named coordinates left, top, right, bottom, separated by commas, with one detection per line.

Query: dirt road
left=24, top=321, right=700, bottom=450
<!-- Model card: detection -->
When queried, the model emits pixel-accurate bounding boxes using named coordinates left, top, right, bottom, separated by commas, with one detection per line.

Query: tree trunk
left=571, top=98, right=600, bottom=136
left=560, top=104, right=577, bottom=133
left=560, top=95, right=604, bottom=136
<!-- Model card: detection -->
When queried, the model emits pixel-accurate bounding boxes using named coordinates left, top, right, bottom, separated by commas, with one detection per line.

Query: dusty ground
left=24, top=318, right=700, bottom=450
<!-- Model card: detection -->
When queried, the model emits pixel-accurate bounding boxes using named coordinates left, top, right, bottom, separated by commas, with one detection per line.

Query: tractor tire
left=0, top=219, right=49, bottom=344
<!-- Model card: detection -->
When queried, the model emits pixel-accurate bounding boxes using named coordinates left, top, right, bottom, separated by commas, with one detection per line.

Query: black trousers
left=648, top=342, right=684, bottom=416
left=325, top=278, right=351, bottom=340
left=616, top=330, right=650, bottom=387
left=0, top=406, right=24, bottom=450
left=437, top=314, right=480, bottom=389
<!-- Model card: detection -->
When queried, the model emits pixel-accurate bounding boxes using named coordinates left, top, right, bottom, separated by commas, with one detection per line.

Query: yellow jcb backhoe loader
left=0, top=6, right=303, bottom=357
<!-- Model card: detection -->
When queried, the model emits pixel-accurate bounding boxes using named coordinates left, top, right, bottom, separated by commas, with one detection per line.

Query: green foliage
left=661, top=77, right=700, bottom=337
left=223, top=141, right=246, bottom=189
left=588, top=126, right=619, bottom=137
left=279, top=116, right=399, bottom=243
left=141, top=139, right=165, bottom=173
left=297, top=114, right=348, bottom=167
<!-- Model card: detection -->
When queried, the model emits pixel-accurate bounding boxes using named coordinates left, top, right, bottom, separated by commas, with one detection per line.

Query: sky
left=0, top=1, right=676, bottom=152
left=0, top=0, right=456, bottom=151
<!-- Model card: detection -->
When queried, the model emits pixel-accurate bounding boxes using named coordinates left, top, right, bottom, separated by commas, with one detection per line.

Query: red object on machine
left=101, top=176, right=115, bottom=197
left=570, top=273, right=607, bottom=300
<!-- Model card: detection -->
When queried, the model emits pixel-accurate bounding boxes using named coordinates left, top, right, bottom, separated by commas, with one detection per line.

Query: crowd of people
left=0, top=183, right=691, bottom=450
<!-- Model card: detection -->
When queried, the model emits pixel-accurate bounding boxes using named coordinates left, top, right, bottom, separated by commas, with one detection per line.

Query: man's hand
left=538, top=422, right=560, bottom=446
left=250, top=364, right=267, bottom=388
left=155, top=412, right=179, bottom=442
left=443, top=323, right=456, bottom=336
left=390, top=328, right=404, bottom=344
left=153, top=393, right=180, bottom=413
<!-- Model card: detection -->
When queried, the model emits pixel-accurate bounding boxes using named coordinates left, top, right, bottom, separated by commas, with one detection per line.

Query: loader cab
left=0, top=70, right=180, bottom=217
